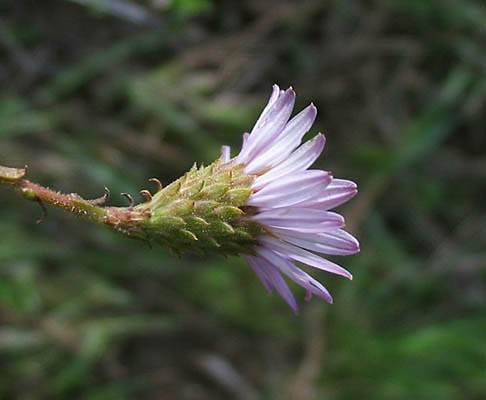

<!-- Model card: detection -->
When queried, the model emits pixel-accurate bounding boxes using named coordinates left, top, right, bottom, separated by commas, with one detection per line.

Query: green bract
left=103, top=160, right=264, bottom=256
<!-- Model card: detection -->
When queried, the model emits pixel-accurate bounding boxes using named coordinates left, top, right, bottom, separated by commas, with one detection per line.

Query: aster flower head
left=5, top=84, right=358, bottom=313
left=97, top=85, right=359, bottom=312
left=220, top=85, right=359, bottom=311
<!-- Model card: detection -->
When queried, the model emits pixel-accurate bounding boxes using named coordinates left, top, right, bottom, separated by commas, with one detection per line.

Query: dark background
left=0, top=0, right=485, bottom=399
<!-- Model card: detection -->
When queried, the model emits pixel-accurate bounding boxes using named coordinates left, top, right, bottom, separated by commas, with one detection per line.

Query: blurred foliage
left=0, top=0, right=485, bottom=399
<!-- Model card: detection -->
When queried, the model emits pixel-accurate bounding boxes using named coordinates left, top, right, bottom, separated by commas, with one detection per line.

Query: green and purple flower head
left=2, top=85, right=359, bottom=312
left=104, top=85, right=359, bottom=311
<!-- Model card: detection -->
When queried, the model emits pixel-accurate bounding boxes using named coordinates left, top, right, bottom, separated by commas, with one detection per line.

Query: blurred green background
left=0, top=0, right=485, bottom=399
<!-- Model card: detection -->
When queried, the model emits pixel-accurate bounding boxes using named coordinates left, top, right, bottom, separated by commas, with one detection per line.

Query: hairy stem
left=0, top=164, right=107, bottom=224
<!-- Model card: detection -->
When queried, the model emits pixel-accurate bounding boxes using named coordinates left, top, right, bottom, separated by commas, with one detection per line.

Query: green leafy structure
left=104, top=160, right=263, bottom=255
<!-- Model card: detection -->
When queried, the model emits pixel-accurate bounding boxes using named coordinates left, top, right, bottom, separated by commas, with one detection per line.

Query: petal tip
left=286, top=87, right=296, bottom=98
left=343, top=270, right=354, bottom=280
left=220, top=145, right=231, bottom=162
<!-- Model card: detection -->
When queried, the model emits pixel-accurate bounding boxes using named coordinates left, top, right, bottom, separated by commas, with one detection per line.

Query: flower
left=96, top=84, right=358, bottom=312
left=220, top=85, right=359, bottom=312
left=3, top=84, right=357, bottom=314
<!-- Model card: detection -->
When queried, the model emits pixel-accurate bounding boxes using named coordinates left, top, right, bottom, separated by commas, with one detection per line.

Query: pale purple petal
left=273, top=103, right=317, bottom=147
left=219, top=145, right=231, bottom=163
left=253, top=208, right=341, bottom=225
left=259, top=235, right=353, bottom=279
left=264, top=219, right=344, bottom=234
left=246, top=170, right=332, bottom=209
left=246, top=255, right=273, bottom=293
left=255, top=247, right=333, bottom=303
left=253, top=209, right=345, bottom=233
left=236, top=133, right=250, bottom=158
left=242, top=132, right=249, bottom=147
left=275, top=229, right=360, bottom=256
left=236, top=88, right=295, bottom=164
left=296, top=179, right=358, bottom=210
left=254, top=255, right=298, bottom=312
left=253, top=84, right=280, bottom=126
left=252, top=134, right=326, bottom=190
left=244, top=104, right=317, bottom=174
left=280, top=259, right=334, bottom=304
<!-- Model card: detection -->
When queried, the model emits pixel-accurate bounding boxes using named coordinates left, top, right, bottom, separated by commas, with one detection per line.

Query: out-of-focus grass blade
left=0, top=97, right=60, bottom=139
left=354, top=66, right=478, bottom=174
left=38, top=32, right=168, bottom=103
left=52, top=315, right=177, bottom=394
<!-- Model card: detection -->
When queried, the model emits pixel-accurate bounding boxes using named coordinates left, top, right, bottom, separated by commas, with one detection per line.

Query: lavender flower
left=220, top=85, right=359, bottom=311
left=1, top=85, right=358, bottom=313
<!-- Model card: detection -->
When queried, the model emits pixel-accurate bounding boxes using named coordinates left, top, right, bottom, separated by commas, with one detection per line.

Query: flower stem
left=0, top=164, right=107, bottom=224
